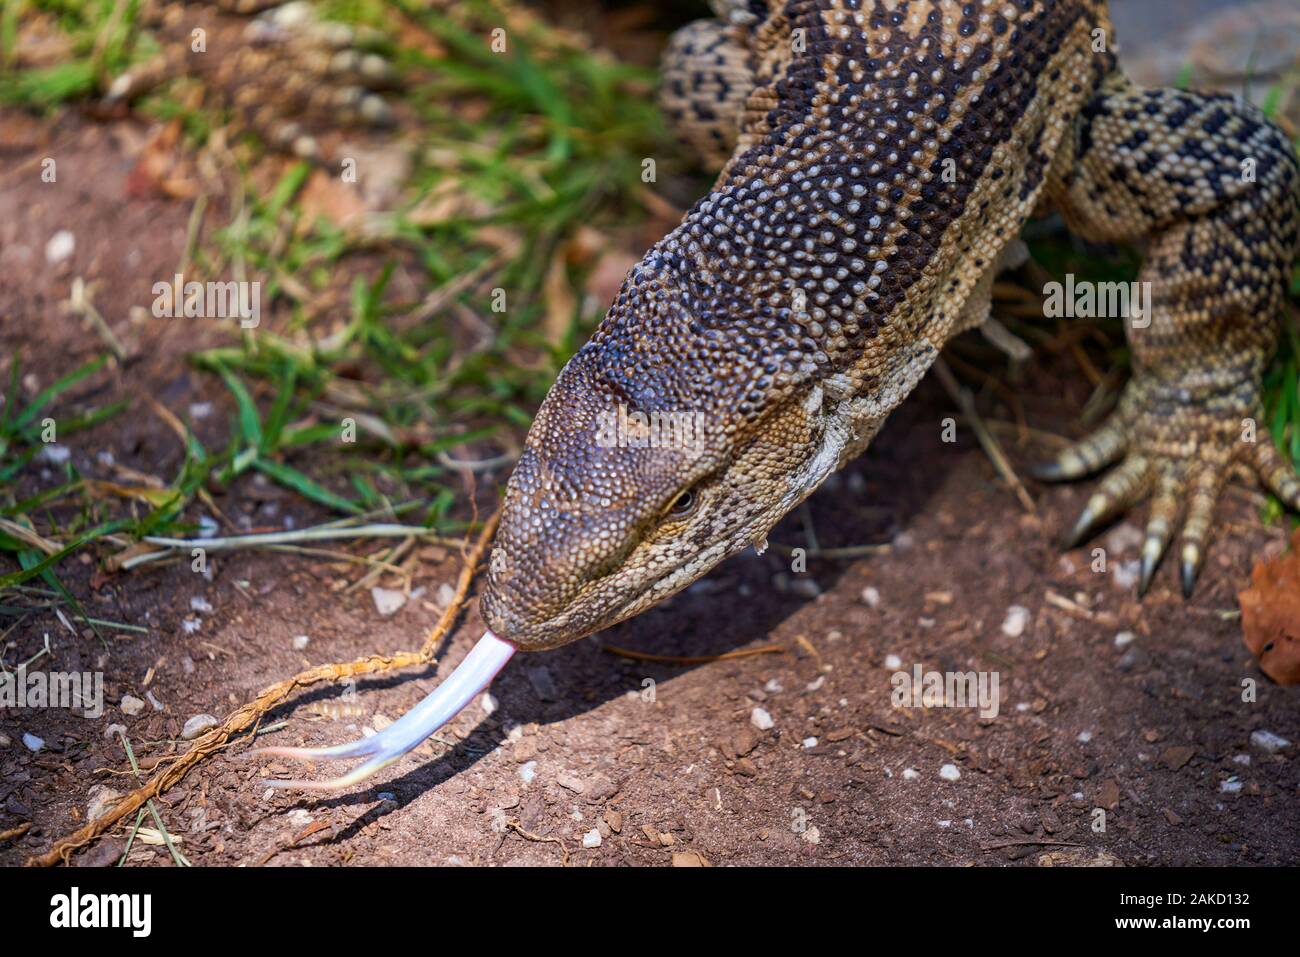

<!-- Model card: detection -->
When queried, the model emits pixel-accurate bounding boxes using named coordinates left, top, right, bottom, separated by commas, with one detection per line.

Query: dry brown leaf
left=585, top=248, right=639, bottom=307
left=543, top=247, right=576, bottom=345
left=298, top=169, right=367, bottom=230
left=1240, top=528, right=1300, bottom=685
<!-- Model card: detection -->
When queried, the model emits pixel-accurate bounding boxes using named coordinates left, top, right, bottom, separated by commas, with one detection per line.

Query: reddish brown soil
left=2, top=108, right=1298, bottom=869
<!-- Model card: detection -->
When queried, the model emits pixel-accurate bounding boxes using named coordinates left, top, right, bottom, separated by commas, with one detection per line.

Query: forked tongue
left=252, top=630, right=516, bottom=792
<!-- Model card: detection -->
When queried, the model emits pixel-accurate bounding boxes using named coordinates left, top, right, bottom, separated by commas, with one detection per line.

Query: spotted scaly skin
left=105, top=1, right=399, bottom=162
left=480, top=0, right=1300, bottom=651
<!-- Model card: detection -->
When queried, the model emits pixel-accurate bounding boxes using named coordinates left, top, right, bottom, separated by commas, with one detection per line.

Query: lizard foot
left=1033, top=380, right=1300, bottom=598
left=107, top=1, right=400, bottom=163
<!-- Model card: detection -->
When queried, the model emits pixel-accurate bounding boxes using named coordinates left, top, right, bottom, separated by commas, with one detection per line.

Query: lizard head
left=480, top=246, right=833, bottom=650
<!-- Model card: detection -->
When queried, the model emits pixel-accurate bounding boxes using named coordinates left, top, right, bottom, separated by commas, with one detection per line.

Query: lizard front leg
left=658, top=7, right=755, bottom=171
left=107, top=0, right=398, bottom=162
left=1039, top=72, right=1300, bottom=597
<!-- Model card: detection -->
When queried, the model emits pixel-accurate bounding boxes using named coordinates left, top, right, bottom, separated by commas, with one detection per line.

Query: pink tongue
left=257, top=631, right=517, bottom=792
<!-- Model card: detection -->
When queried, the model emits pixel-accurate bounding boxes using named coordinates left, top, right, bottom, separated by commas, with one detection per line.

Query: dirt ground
left=3, top=4, right=1300, bottom=868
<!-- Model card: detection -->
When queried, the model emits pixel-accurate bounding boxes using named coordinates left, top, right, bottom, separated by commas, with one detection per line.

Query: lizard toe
left=1032, top=415, right=1127, bottom=482
left=1061, top=453, right=1151, bottom=548
left=1136, top=470, right=1184, bottom=597
left=1251, top=440, right=1300, bottom=512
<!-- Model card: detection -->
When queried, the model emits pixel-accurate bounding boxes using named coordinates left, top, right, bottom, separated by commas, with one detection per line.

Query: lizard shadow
left=273, top=378, right=969, bottom=815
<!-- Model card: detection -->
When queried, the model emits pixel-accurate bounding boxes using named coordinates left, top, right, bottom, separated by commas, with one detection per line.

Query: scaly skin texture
left=105, top=1, right=399, bottom=162
left=481, top=0, right=1300, bottom=652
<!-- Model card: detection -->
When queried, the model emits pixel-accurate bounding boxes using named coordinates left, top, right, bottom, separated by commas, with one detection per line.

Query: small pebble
left=292, top=635, right=310, bottom=650
left=288, top=809, right=313, bottom=827
left=373, top=714, right=393, bottom=731
left=1106, top=523, right=1144, bottom=554
left=1112, top=559, right=1141, bottom=590
left=120, top=694, right=146, bottom=717
left=751, top=707, right=774, bottom=731
left=23, top=732, right=44, bottom=752
left=1114, top=631, right=1136, bottom=649
left=884, top=653, right=902, bottom=670
left=1250, top=730, right=1290, bottom=753
left=763, top=678, right=784, bottom=693
left=1001, top=606, right=1030, bottom=638
left=518, top=761, right=537, bottom=784
left=802, top=826, right=821, bottom=845
left=557, top=772, right=586, bottom=794
left=788, top=577, right=821, bottom=599
left=481, top=692, right=498, bottom=715
left=526, top=666, right=559, bottom=701
left=1219, top=779, right=1243, bottom=794
left=861, top=586, right=881, bottom=608
left=1077, top=731, right=1093, bottom=744
left=902, top=768, right=919, bottom=781
left=182, top=714, right=219, bottom=740
left=190, top=596, right=214, bottom=614
left=802, top=737, right=818, bottom=749
left=87, top=786, right=123, bottom=822
left=582, top=829, right=602, bottom=849
left=939, top=763, right=961, bottom=782
left=371, top=586, right=407, bottom=616
left=45, top=229, right=75, bottom=265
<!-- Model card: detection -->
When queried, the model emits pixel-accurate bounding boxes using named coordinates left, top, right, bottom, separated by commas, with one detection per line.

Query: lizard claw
left=251, top=632, right=515, bottom=793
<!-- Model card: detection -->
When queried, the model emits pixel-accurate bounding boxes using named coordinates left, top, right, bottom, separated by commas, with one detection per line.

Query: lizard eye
left=666, top=486, right=699, bottom=518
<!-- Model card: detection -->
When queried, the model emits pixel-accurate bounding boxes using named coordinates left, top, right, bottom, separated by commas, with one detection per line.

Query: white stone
left=87, top=785, right=123, bottom=822
left=120, top=694, right=146, bottom=716
left=1001, top=605, right=1031, bottom=638
left=582, top=828, right=602, bottom=849
left=45, top=230, right=75, bottom=265
left=939, top=763, right=961, bottom=782
left=1250, top=730, right=1290, bottom=753
left=37, top=444, right=70, bottom=464
left=750, top=707, right=774, bottom=731
left=182, top=714, right=219, bottom=740
left=371, top=586, right=408, bottom=616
